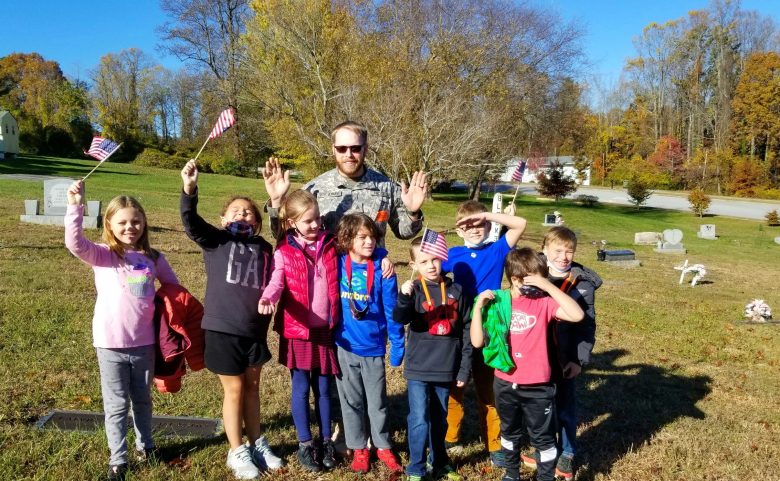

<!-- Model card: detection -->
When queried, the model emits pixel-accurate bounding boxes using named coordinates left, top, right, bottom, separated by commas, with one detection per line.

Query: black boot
left=297, top=442, right=321, bottom=472
left=320, top=439, right=336, bottom=470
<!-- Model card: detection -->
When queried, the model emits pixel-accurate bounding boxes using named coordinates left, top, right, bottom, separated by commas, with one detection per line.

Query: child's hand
left=380, top=257, right=395, bottom=278
left=262, top=157, right=290, bottom=207
left=456, top=380, right=465, bottom=388
left=258, top=298, right=275, bottom=315
left=181, top=159, right=198, bottom=195
left=475, top=290, right=495, bottom=307
left=400, top=280, right=414, bottom=296
left=562, top=361, right=581, bottom=379
left=456, top=213, right=488, bottom=230
left=522, top=274, right=554, bottom=292
left=66, top=180, right=84, bottom=205
left=503, top=203, right=516, bottom=216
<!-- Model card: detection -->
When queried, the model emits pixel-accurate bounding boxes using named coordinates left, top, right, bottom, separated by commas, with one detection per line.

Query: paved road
left=495, top=184, right=777, bottom=221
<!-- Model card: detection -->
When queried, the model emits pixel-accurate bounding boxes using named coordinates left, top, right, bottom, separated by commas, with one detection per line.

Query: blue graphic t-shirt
left=443, top=236, right=511, bottom=307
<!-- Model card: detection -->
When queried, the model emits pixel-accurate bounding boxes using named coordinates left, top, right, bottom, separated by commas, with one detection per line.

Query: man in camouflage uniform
left=263, top=121, right=427, bottom=245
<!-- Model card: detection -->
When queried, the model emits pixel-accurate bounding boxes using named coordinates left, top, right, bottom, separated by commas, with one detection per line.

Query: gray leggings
left=96, top=345, right=155, bottom=465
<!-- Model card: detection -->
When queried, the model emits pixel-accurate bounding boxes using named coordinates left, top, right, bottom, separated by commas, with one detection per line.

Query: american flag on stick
left=511, top=159, right=527, bottom=182
left=208, top=108, right=236, bottom=139
left=420, top=228, right=449, bottom=261
left=85, top=136, right=120, bottom=161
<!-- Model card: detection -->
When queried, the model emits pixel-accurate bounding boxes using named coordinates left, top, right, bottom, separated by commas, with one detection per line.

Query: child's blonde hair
left=336, top=213, right=380, bottom=254
left=103, top=195, right=158, bottom=261
left=455, top=200, right=487, bottom=223
left=504, top=247, right=547, bottom=282
left=279, top=189, right=319, bottom=239
left=541, top=226, right=578, bottom=250
left=221, top=195, right=262, bottom=234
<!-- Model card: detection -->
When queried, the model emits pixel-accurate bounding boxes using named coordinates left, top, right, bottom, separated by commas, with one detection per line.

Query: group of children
left=64, top=158, right=600, bottom=481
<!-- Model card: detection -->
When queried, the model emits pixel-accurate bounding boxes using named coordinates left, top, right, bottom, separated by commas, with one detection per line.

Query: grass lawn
left=1, top=154, right=779, bottom=481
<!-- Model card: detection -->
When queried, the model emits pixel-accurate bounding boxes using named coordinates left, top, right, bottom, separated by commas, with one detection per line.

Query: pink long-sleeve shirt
left=262, top=231, right=330, bottom=329
left=65, top=204, right=179, bottom=348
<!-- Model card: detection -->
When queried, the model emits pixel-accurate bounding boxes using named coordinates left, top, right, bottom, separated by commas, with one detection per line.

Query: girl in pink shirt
left=259, top=189, right=340, bottom=472
left=64, top=180, right=179, bottom=481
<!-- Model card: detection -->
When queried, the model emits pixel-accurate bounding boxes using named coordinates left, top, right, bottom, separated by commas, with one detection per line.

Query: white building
left=0, top=111, right=20, bottom=159
left=500, top=155, right=590, bottom=186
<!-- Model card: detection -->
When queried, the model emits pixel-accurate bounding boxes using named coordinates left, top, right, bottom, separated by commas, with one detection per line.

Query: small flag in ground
left=208, top=108, right=236, bottom=139
left=420, top=228, right=449, bottom=261
left=86, top=136, right=120, bottom=161
left=511, top=159, right=526, bottom=182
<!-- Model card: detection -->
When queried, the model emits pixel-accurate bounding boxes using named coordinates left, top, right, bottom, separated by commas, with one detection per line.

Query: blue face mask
left=547, top=261, right=572, bottom=275
left=226, top=220, right=254, bottom=237
left=464, top=239, right=489, bottom=249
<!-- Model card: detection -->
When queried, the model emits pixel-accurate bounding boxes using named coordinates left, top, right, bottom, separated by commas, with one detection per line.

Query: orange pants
left=446, top=349, right=502, bottom=453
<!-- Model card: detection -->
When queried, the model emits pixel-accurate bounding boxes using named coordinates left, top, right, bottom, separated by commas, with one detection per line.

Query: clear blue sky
left=2, top=0, right=779, bottom=83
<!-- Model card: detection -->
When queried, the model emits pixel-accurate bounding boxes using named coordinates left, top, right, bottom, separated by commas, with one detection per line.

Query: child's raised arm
left=469, top=290, right=495, bottom=348
left=524, top=274, right=584, bottom=322
left=457, top=211, right=527, bottom=248
left=181, top=159, right=198, bottom=195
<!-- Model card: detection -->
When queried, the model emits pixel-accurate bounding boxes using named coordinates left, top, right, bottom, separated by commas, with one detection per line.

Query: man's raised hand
left=401, top=170, right=428, bottom=215
left=262, top=157, right=291, bottom=208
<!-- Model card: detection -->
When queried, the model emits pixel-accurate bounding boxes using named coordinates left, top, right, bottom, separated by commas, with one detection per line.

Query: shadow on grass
left=576, top=349, right=711, bottom=481
left=0, top=154, right=136, bottom=178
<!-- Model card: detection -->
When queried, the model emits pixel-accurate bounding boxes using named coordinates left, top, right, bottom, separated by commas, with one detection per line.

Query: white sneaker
left=226, top=445, right=260, bottom=480
left=250, top=436, right=283, bottom=470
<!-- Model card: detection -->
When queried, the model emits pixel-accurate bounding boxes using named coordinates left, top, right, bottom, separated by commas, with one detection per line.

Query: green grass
left=1, top=155, right=779, bottom=480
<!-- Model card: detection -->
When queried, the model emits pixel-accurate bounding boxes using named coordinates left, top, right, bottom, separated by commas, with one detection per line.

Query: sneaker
left=107, top=464, right=128, bottom=481
left=135, top=446, right=160, bottom=462
left=406, top=475, right=425, bottom=481
left=376, top=448, right=403, bottom=472
left=226, top=445, right=260, bottom=480
left=351, top=447, right=370, bottom=473
left=297, top=442, right=321, bottom=472
left=320, top=439, right=336, bottom=470
left=501, top=473, right=520, bottom=481
left=555, top=454, right=575, bottom=480
left=489, top=450, right=505, bottom=468
left=521, top=450, right=537, bottom=469
left=250, top=436, right=283, bottom=470
left=445, top=441, right=464, bottom=455
left=432, top=464, right=462, bottom=481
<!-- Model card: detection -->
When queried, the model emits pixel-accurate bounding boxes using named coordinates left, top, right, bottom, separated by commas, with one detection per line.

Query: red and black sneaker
left=521, top=450, right=537, bottom=469
left=351, top=448, right=370, bottom=473
left=555, top=454, right=575, bottom=480
left=376, top=448, right=403, bottom=473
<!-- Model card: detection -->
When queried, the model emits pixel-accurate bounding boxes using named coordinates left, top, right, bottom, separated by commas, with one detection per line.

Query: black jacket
left=393, top=276, right=472, bottom=383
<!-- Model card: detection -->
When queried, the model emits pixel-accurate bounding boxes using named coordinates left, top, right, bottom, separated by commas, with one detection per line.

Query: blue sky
left=2, top=0, right=779, bottom=83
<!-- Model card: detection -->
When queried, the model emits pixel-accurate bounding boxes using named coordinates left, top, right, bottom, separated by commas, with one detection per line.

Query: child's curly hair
left=336, top=213, right=380, bottom=254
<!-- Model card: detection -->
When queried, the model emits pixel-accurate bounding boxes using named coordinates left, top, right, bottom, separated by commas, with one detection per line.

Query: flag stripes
left=208, top=108, right=236, bottom=139
left=86, top=136, right=120, bottom=161
left=511, top=159, right=526, bottom=182
left=420, top=228, right=449, bottom=261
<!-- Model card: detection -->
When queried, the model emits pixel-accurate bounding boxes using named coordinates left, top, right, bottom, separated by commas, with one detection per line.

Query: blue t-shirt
left=443, top=236, right=512, bottom=305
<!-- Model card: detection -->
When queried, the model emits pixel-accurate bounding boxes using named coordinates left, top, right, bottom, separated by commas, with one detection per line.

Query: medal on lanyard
left=346, top=258, right=373, bottom=319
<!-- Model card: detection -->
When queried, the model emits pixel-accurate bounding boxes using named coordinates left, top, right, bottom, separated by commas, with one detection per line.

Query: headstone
left=43, top=178, right=71, bottom=215
left=20, top=177, right=102, bottom=229
left=543, top=213, right=557, bottom=226
left=36, top=409, right=222, bottom=438
left=654, top=228, right=686, bottom=254
left=697, top=224, right=717, bottom=240
left=604, top=249, right=635, bottom=261
left=634, top=232, right=661, bottom=245
left=775, top=236, right=780, bottom=245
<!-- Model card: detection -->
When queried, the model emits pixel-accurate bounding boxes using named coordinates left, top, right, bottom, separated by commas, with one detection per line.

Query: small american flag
left=420, top=228, right=449, bottom=261
left=208, top=108, right=236, bottom=139
left=86, top=136, right=120, bottom=161
left=511, top=159, right=526, bottom=182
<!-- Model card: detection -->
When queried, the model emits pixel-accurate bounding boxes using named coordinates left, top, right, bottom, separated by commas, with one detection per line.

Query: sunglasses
left=334, top=144, right=364, bottom=154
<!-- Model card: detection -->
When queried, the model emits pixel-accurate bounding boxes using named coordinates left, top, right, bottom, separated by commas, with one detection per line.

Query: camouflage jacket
left=269, top=168, right=424, bottom=246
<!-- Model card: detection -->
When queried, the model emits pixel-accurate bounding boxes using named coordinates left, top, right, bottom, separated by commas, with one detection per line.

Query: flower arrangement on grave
left=744, top=299, right=772, bottom=323
left=674, top=260, right=706, bottom=286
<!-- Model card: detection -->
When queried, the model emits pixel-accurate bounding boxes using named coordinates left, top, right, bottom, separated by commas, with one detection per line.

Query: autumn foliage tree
left=536, top=162, right=578, bottom=201
left=688, top=188, right=711, bottom=217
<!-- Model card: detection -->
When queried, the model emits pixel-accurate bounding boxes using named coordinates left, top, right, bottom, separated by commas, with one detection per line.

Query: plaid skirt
left=278, top=327, right=339, bottom=375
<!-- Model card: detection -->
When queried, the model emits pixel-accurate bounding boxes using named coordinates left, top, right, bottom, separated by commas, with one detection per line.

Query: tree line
left=1, top=0, right=778, bottom=199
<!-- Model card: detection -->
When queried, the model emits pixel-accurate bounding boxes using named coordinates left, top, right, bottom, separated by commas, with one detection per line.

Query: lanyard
left=345, top=258, right=374, bottom=318
left=559, top=273, right=575, bottom=294
left=419, top=276, right=446, bottom=308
